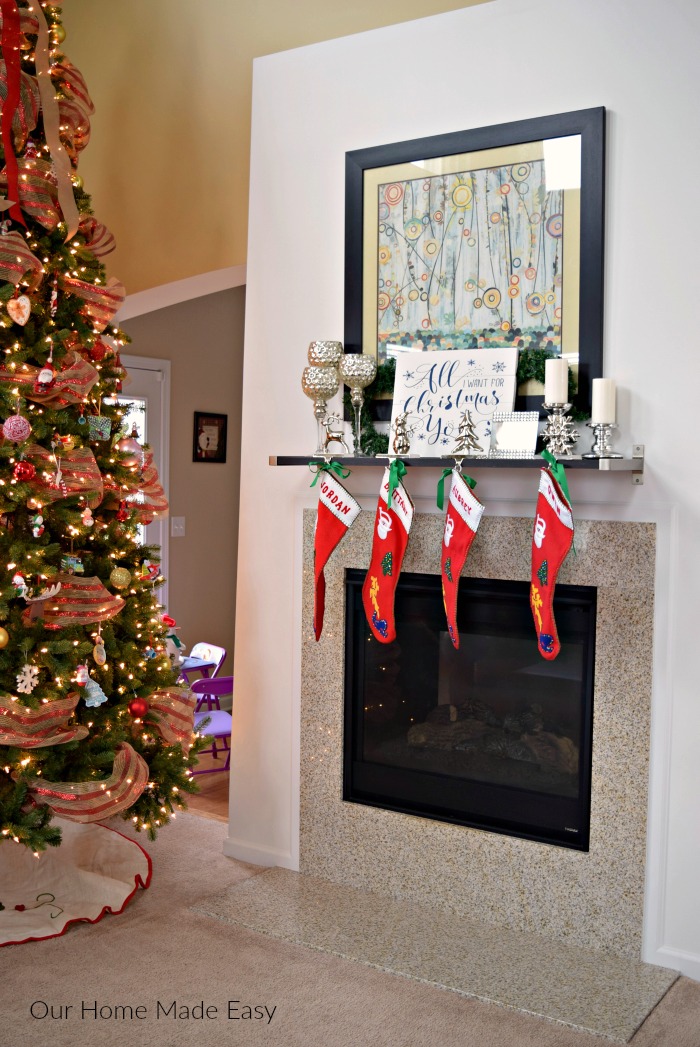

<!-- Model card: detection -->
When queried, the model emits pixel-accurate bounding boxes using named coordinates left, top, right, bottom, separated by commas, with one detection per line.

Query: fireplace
left=344, top=570, right=596, bottom=850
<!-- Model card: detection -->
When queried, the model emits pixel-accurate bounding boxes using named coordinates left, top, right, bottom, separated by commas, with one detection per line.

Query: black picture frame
left=193, top=411, right=227, bottom=463
left=344, top=107, right=605, bottom=418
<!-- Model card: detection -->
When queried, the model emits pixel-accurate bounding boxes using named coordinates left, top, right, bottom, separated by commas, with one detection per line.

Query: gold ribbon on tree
left=0, top=229, right=44, bottom=289
left=24, top=443, right=104, bottom=507
left=58, top=274, right=126, bottom=332
left=23, top=573, right=124, bottom=629
left=26, top=0, right=80, bottom=239
left=148, top=687, right=196, bottom=751
left=0, top=692, right=88, bottom=747
left=23, top=742, right=149, bottom=822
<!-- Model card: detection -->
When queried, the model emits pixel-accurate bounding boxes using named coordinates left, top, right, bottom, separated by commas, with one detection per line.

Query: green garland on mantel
left=347, top=350, right=588, bottom=455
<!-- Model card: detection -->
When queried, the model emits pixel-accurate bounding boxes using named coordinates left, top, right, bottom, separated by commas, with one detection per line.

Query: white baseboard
left=222, top=835, right=298, bottom=870
left=650, top=945, right=700, bottom=982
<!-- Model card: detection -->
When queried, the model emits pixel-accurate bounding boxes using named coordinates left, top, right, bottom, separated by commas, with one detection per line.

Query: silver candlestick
left=541, top=402, right=579, bottom=457
left=582, top=421, right=623, bottom=459
left=301, top=365, right=340, bottom=456
left=338, top=353, right=377, bottom=456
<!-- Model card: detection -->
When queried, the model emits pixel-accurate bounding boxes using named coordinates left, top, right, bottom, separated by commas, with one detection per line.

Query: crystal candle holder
left=301, top=365, right=340, bottom=456
left=307, top=341, right=344, bottom=367
left=338, top=353, right=377, bottom=456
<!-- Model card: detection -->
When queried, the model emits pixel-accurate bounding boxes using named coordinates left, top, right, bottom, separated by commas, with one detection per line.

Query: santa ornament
left=362, top=462, right=413, bottom=644
left=311, top=463, right=360, bottom=641
left=529, top=452, right=575, bottom=660
left=439, top=469, right=484, bottom=649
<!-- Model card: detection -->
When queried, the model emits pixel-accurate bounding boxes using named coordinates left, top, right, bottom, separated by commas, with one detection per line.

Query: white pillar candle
left=544, top=358, right=568, bottom=404
left=591, top=378, right=616, bottom=424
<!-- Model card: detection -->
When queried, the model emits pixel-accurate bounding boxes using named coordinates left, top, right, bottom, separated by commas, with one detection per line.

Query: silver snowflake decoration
left=16, top=664, right=40, bottom=694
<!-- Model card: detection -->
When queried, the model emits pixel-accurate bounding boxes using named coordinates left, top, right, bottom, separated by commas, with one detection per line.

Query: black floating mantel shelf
left=269, top=445, right=645, bottom=484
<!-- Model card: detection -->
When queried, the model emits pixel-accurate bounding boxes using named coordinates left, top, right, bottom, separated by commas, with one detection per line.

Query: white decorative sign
left=389, top=348, right=518, bottom=456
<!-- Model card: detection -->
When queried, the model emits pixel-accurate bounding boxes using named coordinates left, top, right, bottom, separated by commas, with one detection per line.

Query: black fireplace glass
left=343, top=570, right=596, bottom=850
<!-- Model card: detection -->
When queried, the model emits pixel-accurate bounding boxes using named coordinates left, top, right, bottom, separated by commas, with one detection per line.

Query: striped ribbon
left=0, top=229, right=44, bottom=289
left=59, top=274, right=126, bottom=331
left=79, top=216, right=115, bottom=258
left=28, top=0, right=80, bottom=239
left=51, top=59, right=94, bottom=120
left=0, top=156, right=60, bottom=230
left=24, top=574, right=124, bottom=629
left=148, top=687, right=196, bottom=750
left=24, top=443, right=104, bottom=507
left=0, top=350, right=99, bottom=406
left=24, top=742, right=149, bottom=822
left=130, top=448, right=169, bottom=524
left=0, top=692, right=89, bottom=748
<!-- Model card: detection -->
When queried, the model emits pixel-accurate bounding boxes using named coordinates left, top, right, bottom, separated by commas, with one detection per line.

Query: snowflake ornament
left=16, top=664, right=39, bottom=694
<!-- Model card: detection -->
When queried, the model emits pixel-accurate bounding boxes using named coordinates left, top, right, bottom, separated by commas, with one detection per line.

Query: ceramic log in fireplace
left=343, top=570, right=596, bottom=850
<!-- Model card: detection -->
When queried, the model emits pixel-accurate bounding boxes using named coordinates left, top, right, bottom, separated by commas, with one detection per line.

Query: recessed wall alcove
left=300, top=510, right=656, bottom=959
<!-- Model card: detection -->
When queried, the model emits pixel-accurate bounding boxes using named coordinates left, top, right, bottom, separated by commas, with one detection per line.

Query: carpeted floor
left=1, top=811, right=698, bottom=1047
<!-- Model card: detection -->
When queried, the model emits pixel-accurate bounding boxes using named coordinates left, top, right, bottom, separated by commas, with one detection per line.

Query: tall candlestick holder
left=541, top=402, right=579, bottom=457
left=582, top=421, right=622, bottom=459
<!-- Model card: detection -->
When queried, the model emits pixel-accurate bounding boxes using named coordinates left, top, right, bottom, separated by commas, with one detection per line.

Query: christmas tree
left=0, top=1, right=200, bottom=853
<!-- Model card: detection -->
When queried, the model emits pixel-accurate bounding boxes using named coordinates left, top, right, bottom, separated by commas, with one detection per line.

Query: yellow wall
left=63, top=1, right=487, bottom=294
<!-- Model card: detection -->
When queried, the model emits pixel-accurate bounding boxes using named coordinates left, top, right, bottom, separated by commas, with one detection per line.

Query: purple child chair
left=190, top=675, right=233, bottom=775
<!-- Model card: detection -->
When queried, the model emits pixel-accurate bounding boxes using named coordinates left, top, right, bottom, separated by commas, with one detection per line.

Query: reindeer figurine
left=323, top=414, right=350, bottom=455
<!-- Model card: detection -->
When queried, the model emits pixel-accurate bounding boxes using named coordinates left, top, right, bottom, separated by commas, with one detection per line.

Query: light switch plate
left=171, top=517, right=186, bottom=537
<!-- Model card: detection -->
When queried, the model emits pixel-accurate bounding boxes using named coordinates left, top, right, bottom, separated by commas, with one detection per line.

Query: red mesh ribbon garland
left=58, top=274, right=125, bottom=332
left=23, top=742, right=149, bottom=822
left=0, top=156, right=60, bottom=230
left=23, top=574, right=125, bottom=630
left=0, top=229, right=44, bottom=289
left=148, top=687, right=196, bottom=751
left=51, top=58, right=94, bottom=121
left=24, top=444, right=104, bottom=507
left=129, top=448, right=169, bottom=525
left=56, top=94, right=91, bottom=160
left=78, top=216, right=116, bottom=258
left=0, top=350, right=99, bottom=406
left=0, top=692, right=89, bottom=747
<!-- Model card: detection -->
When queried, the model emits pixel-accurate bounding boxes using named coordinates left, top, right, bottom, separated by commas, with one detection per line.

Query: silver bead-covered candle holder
left=301, top=365, right=341, bottom=456
left=541, top=402, right=579, bottom=457
left=307, top=340, right=344, bottom=367
left=338, top=353, right=377, bottom=456
left=582, top=421, right=623, bottom=459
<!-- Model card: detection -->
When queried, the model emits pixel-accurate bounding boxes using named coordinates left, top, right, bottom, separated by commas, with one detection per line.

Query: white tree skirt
left=0, top=818, right=150, bottom=946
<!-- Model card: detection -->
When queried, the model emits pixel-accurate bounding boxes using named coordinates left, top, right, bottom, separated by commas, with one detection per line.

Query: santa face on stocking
left=362, top=467, right=414, bottom=644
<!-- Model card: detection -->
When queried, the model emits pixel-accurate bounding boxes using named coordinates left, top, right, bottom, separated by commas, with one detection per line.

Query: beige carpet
left=0, top=811, right=698, bottom=1047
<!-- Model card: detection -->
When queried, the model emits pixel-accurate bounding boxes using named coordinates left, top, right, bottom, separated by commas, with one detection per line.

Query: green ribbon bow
left=436, top=467, right=476, bottom=510
left=309, top=460, right=351, bottom=487
left=386, top=458, right=407, bottom=507
left=540, top=449, right=571, bottom=507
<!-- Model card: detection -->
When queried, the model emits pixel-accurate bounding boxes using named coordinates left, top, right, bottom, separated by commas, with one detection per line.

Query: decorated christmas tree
left=0, top=1, right=199, bottom=854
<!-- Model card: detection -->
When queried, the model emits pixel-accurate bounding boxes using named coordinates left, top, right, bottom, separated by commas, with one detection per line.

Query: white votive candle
left=544, top=358, right=568, bottom=404
left=591, top=378, right=616, bottom=424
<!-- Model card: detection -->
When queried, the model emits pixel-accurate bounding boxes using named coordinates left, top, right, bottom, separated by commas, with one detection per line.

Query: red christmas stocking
left=440, top=470, right=484, bottom=649
left=362, top=463, right=414, bottom=643
left=313, top=468, right=361, bottom=641
left=530, top=460, right=574, bottom=660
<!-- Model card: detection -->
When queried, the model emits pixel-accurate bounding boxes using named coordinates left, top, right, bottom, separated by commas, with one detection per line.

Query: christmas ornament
left=52, top=23, right=66, bottom=44
left=2, top=412, right=32, bottom=443
left=16, top=663, right=39, bottom=694
left=60, top=554, right=84, bottom=574
left=12, top=572, right=28, bottom=597
left=127, top=696, right=148, bottom=719
left=13, top=460, right=36, bottom=482
left=31, top=513, right=44, bottom=537
left=87, top=415, right=111, bottom=441
left=74, top=665, right=89, bottom=686
left=6, top=294, right=31, bottom=326
left=139, top=560, right=159, bottom=582
left=83, top=677, right=108, bottom=708
left=0, top=693, right=88, bottom=748
left=0, top=626, right=9, bottom=648
left=362, top=463, right=414, bottom=644
left=439, top=470, right=484, bottom=649
left=89, top=340, right=106, bottom=362
left=24, top=743, right=149, bottom=821
left=311, top=464, right=360, bottom=641
left=59, top=434, right=76, bottom=452
left=144, top=645, right=156, bottom=659
left=116, top=428, right=142, bottom=468
left=109, top=566, right=131, bottom=590
left=530, top=454, right=575, bottom=660
left=81, top=506, right=94, bottom=527
left=49, top=278, right=58, bottom=317
left=35, top=347, right=56, bottom=389
left=92, top=642, right=106, bottom=666
left=115, top=502, right=130, bottom=522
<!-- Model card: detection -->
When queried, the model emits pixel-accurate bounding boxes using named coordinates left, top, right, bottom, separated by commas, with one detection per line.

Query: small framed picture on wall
left=193, top=412, right=227, bottom=463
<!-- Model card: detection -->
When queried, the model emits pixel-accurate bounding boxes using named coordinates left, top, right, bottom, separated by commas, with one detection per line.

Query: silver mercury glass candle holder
left=307, top=340, right=344, bottom=367
left=582, top=421, right=623, bottom=459
left=541, top=402, right=579, bottom=457
left=338, top=353, right=377, bottom=456
left=301, top=365, right=340, bottom=456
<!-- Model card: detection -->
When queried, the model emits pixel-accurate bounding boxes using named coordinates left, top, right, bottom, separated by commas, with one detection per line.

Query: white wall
left=229, top=0, right=700, bottom=977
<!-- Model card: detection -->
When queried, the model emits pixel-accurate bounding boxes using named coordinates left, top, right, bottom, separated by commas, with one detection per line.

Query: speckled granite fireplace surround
left=300, top=510, right=657, bottom=961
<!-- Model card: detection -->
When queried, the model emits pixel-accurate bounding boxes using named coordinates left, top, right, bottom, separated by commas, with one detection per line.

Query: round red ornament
left=13, top=460, right=36, bottom=482
left=90, top=341, right=106, bottom=362
left=127, top=697, right=148, bottom=719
